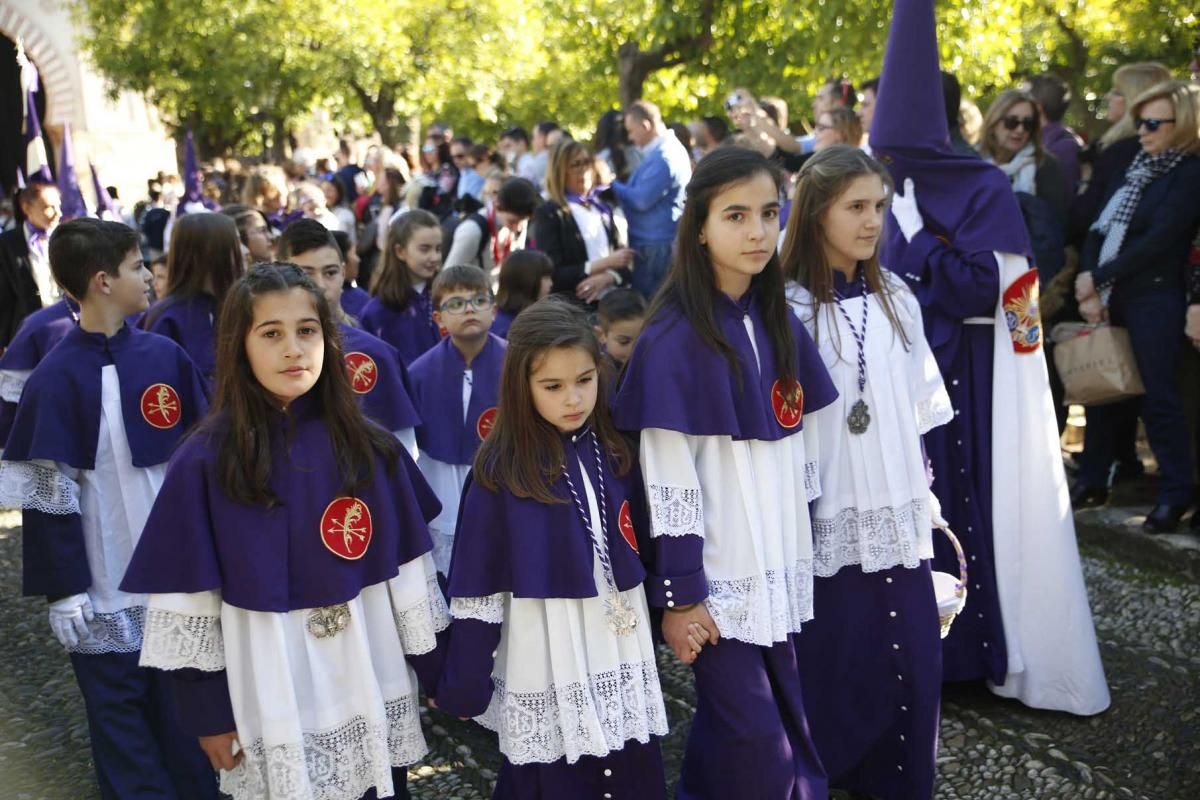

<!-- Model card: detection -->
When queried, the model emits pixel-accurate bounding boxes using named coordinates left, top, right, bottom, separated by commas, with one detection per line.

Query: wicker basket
left=931, top=525, right=968, bottom=639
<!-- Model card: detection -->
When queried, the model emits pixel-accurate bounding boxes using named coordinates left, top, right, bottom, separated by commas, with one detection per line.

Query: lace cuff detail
left=916, top=392, right=955, bottom=434
left=70, top=606, right=146, bottom=655
left=479, top=658, right=668, bottom=765
left=450, top=593, right=506, bottom=624
left=220, top=693, right=427, bottom=800
left=646, top=483, right=704, bottom=538
left=0, top=460, right=80, bottom=514
left=706, top=558, right=815, bottom=647
left=812, top=499, right=933, bottom=577
left=0, top=370, right=30, bottom=403
left=393, top=572, right=450, bottom=656
left=140, top=607, right=226, bottom=672
left=804, top=460, right=821, bottom=502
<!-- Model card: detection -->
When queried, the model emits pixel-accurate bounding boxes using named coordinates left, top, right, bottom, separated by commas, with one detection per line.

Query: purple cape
left=490, top=308, right=516, bottom=339
left=339, top=322, right=421, bottom=433
left=448, top=429, right=648, bottom=599
left=120, top=393, right=442, bottom=611
left=360, top=292, right=441, bottom=366
left=142, top=294, right=218, bottom=380
left=0, top=298, right=78, bottom=370
left=3, top=324, right=209, bottom=470
left=341, top=285, right=371, bottom=319
left=408, top=334, right=506, bottom=464
left=613, top=290, right=836, bottom=440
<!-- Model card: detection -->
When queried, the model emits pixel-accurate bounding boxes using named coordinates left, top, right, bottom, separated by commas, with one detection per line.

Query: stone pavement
left=0, top=505, right=1197, bottom=800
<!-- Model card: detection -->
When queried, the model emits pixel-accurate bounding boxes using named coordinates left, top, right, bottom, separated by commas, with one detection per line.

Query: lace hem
left=393, top=572, right=450, bottom=656
left=0, top=369, right=30, bottom=403
left=479, top=658, right=668, bottom=765
left=804, top=460, right=821, bottom=502
left=219, top=693, right=427, bottom=800
left=812, top=499, right=933, bottom=577
left=646, top=483, right=704, bottom=538
left=449, top=593, right=505, bottom=624
left=0, top=460, right=80, bottom=514
left=705, top=558, right=815, bottom=646
left=916, top=393, right=955, bottom=435
left=70, top=607, right=146, bottom=655
left=140, top=608, right=225, bottom=672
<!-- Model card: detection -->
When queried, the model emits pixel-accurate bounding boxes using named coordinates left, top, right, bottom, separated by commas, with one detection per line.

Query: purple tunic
left=142, top=294, right=218, bottom=381
left=339, top=322, right=421, bottom=433
left=359, top=288, right=441, bottom=367
left=490, top=308, right=517, bottom=339
left=0, top=298, right=78, bottom=448
left=407, top=334, right=505, bottom=464
left=341, top=285, right=371, bottom=319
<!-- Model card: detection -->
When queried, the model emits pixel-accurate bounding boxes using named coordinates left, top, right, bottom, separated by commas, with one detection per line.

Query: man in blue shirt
left=612, top=101, right=692, bottom=298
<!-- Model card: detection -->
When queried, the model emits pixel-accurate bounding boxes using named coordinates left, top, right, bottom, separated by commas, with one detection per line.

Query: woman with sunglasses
left=979, top=90, right=1069, bottom=226
left=1073, top=80, right=1200, bottom=532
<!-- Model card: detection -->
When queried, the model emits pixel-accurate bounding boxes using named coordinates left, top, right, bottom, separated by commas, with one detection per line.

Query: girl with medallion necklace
left=613, top=147, right=838, bottom=800
left=122, top=264, right=449, bottom=800
left=437, top=298, right=669, bottom=799
left=782, top=145, right=952, bottom=800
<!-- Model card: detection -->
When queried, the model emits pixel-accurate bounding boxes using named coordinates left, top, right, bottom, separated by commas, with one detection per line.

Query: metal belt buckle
left=306, top=603, right=351, bottom=639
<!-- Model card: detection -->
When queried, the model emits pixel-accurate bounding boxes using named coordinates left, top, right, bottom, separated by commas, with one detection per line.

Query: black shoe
left=1143, top=504, right=1188, bottom=533
left=1112, top=459, right=1146, bottom=484
left=1070, top=484, right=1109, bottom=509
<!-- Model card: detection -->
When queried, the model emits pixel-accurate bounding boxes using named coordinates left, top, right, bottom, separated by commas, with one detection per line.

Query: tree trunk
left=618, top=43, right=656, bottom=108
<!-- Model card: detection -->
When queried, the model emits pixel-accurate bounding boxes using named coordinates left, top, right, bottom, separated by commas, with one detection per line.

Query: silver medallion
left=847, top=399, right=871, bottom=434
left=306, top=603, right=351, bottom=639
left=605, top=590, right=640, bottom=636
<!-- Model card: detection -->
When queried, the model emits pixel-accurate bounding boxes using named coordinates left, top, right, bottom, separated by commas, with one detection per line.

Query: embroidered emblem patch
left=771, top=378, right=804, bottom=429
left=1003, top=269, right=1042, bottom=354
left=344, top=352, right=378, bottom=394
left=140, top=383, right=182, bottom=429
left=476, top=407, right=498, bottom=440
left=618, top=500, right=639, bottom=554
left=320, top=497, right=373, bottom=560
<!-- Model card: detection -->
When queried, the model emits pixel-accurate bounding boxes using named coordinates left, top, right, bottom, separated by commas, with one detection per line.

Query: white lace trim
left=449, top=593, right=505, bottom=624
left=393, top=572, right=450, bottom=656
left=645, top=483, right=704, bottom=539
left=140, top=608, right=226, bottom=672
left=219, top=694, right=427, bottom=800
left=479, top=657, right=668, bottom=765
left=705, top=558, right=815, bottom=646
left=0, top=369, right=30, bottom=403
left=70, top=606, right=146, bottom=655
left=812, top=499, right=932, bottom=577
left=0, top=460, right=80, bottom=514
left=916, top=393, right=955, bottom=435
left=804, top=460, right=821, bottom=502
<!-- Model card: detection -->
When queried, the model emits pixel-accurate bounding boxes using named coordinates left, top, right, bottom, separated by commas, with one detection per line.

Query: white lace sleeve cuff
left=450, top=593, right=506, bottom=624
left=645, top=484, right=705, bottom=538
left=0, top=460, right=81, bottom=514
left=0, top=369, right=31, bottom=403
left=391, top=561, right=451, bottom=656
left=140, top=591, right=225, bottom=672
left=641, top=428, right=706, bottom=539
left=916, top=389, right=955, bottom=435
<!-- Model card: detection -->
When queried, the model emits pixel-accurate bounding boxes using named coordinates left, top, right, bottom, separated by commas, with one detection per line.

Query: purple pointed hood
left=23, top=90, right=53, bottom=184
left=874, top=0, right=1031, bottom=263
left=90, top=163, right=118, bottom=217
left=183, top=129, right=203, bottom=204
left=57, top=123, right=88, bottom=220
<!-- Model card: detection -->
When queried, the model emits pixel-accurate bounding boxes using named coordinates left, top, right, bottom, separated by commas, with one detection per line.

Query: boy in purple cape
left=277, top=219, right=422, bottom=456
left=332, top=229, right=372, bottom=319
left=874, top=0, right=1108, bottom=714
left=0, top=219, right=214, bottom=798
left=0, top=296, right=79, bottom=451
left=407, top=265, right=506, bottom=577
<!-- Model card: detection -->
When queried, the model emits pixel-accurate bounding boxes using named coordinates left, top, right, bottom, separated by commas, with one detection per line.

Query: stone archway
left=0, top=3, right=77, bottom=126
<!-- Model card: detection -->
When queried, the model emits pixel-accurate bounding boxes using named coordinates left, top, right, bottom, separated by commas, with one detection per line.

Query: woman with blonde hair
left=979, top=89, right=1068, bottom=222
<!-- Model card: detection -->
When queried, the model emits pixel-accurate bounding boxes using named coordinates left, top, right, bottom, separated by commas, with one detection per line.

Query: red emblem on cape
left=476, top=407, right=498, bottom=440
left=344, top=352, right=378, bottom=394
left=320, top=497, right=373, bottom=560
left=618, top=500, right=639, bottom=554
left=1003, top=268, right=1042, bottom=355
left=140, top=383, right=182, bottom=429
left=771, top=378, right=804, bottom=429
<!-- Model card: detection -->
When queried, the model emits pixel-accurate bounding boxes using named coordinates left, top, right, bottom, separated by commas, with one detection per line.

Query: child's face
left=529, top=345, right=598, bottom=433
left=244, top=287, right=325, bottom=408
left=398, top=226, right=442, bottom=283
left=151, top=262, right=169, bottom=299
left=433, top=288, right=495, bottom=343
left=599, top=317, right=645, bottom=366
left=700, top=171, right=781, bottom=296
left=288, top=246, right=345, bottom=313
left=100, top=248, right=152, bottom=315
left=821, top=174, right=886, bottom=270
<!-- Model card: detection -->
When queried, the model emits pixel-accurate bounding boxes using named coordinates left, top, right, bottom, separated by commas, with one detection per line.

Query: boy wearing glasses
left=408, top=265, right=506, bottom=577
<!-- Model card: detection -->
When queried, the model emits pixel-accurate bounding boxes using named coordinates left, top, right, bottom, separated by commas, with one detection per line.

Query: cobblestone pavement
left=1, top=508, right=1197, bottom=800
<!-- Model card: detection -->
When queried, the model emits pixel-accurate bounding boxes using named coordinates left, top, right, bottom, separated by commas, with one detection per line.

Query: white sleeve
left=445, top=220, right=484, bottom=268
left=898, top=285, right=954, bottom=434
left=140, top=590, right=225, bottom=672
left=0, top=369, right=32, bottom=403
left=388, top=553, right=449, bottom=656
left=0, top=459, right=81, bottom=515
left=639, top=428, right=705, bottom=540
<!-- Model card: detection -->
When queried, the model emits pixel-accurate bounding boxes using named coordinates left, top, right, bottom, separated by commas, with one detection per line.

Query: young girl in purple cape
left=121, top=263, right=448, bottom=800
left=141, top=213, right=246, bottom=381
left=612, top=147, right=838, bottom=800
left=492, top=249, right=553, bottom=339
left=360, top=210, right=444, bottom=366
left=783, top=146, right=950, bottom=800
left=437, top=298, right=669, bottom=799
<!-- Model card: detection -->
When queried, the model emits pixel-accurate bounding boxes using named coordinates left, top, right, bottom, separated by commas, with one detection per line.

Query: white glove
left=890, top=178, right=925, bottom=242
left=49, top=593, right=94, bottom=649
left=929, top=492, right=949, bottom=530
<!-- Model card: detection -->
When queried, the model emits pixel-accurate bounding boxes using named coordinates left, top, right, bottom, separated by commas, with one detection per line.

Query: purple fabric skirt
left=493, top=736, right=666, bottom=800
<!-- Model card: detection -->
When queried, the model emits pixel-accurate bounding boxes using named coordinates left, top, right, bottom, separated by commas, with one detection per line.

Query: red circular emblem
left=618, top=500, right=639, bottom=554
left=140, top=383, right=182, bottom=429
left=320, top=497, right=373, bottom=560
left=771, top=378, right=804, bottom=429
left=476, top=407, right=498, bottom=440
left=344, top=352, right=378, bottom=395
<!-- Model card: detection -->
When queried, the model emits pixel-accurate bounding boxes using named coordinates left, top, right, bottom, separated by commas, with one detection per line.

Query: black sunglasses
left=1001, top=116, right=1036, bottom=132
left=1135, top=117, right=1175, bottom=133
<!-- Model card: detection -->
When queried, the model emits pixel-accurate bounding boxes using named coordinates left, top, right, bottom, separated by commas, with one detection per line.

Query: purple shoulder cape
left=360, top=292, right=441, bottom=366
left=142, top=294, right=218, bottom=380
left=613, top=290, right=836, bottom=440
left=121, top=394, right=442, bottom=611
left=490, top=309, right=516, bottom=339
left=408, top=334, right=506, bottom=464
left=0, top=298, right=78, bottom=370
left=341, top=285, right=371, bottom=319
left=339, top=322, right=421, bottom=433
left=3, top=324, right=209, bottom=470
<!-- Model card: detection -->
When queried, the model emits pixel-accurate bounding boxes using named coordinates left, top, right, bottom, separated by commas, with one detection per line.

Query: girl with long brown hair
left=437, top=297, right=668, bottom=797
left=360, top=209, right=443, bottom=365
left=123, top=263, right=448, bottom=800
